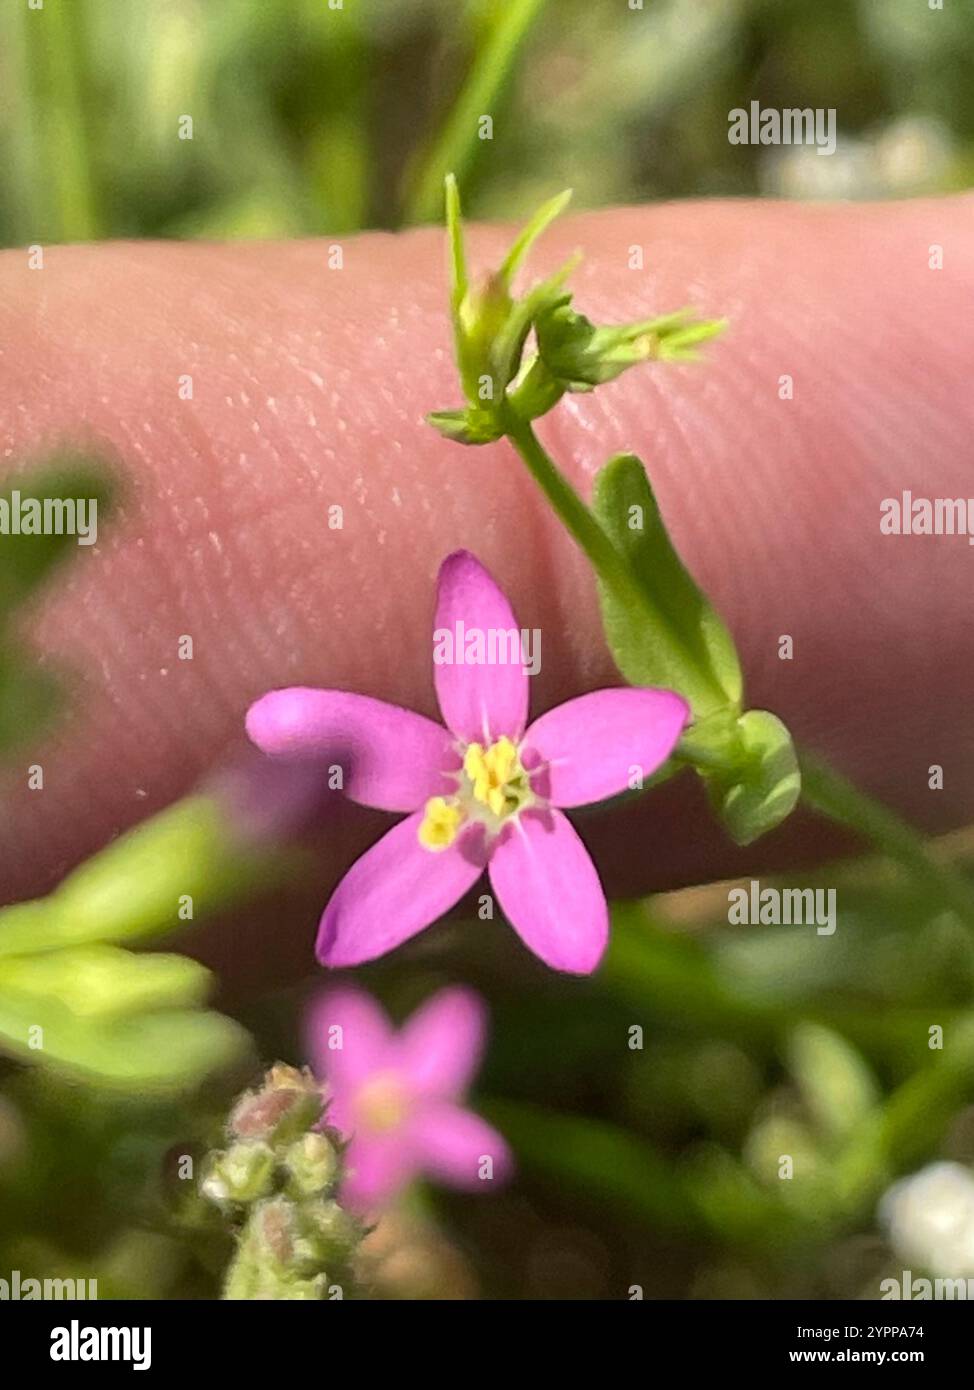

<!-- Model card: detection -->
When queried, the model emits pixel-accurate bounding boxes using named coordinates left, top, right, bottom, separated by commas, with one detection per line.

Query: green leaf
left=702, top=709, right=801, bottom=846
left=787, top=1023, right=880, bottom=1143
left=483, top=1097, right=700, bottom=1232
left=0, top=453, right=115, bottom=613
left=592, top=453, right=742, bottom=717
left=497, top=187, right=572, bottom=287
left=445, top=174, right=467, bottom=317
left=0, top=794, right=287, bottom=956
left=0, top=993, right=250, bottom=1091
left=0, top=659, right=61, bottom=753
left=0, top=945, right=211, bottom=1019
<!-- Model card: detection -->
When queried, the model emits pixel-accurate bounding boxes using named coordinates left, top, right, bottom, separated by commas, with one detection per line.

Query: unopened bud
left=285, top=1131, right=339, bottom=1197
left=229, top=1066, right=324, bottom=1142
left=256, top=1197, right=297, bottom=1266
left=305, top=1198, right=360, bottom=1256
left=201, top=1141, right=276, bottom=1205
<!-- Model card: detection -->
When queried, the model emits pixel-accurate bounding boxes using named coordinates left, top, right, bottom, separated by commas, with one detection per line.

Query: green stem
left=800, top=751, right=974, bottom=931
left=404, top=0, right=549, bottom=223
left=502, top=409, right=653, bottom=618
left=34, top=0, right=101, bottom=241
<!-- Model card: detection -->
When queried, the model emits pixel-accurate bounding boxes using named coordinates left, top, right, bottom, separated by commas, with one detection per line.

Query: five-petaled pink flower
left=307, top=984, right=510, bottom=1211
left=247, top=550, right=688, bottom=974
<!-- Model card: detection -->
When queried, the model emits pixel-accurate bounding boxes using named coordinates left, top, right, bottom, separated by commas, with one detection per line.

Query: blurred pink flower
left=248, top=550, right=688, bottom=974
left=308, top=985, right=510, bottom=1211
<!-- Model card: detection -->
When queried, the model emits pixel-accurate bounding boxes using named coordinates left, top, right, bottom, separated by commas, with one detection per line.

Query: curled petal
left=410, top=1102, right=512, bottom=1191
left=523, top=687, right=689, bottom=807
left=488, top=808, right=608, bottom=974
left=317, top=812, right=486, bottom=968
left=246, top=688, right=457, bottom=812
left=433, top=551, right=529, bottom=744
left=396, top=986, right=487, bottom=1099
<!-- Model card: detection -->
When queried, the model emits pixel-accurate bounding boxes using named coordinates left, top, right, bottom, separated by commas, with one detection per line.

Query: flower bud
left=255, top=1196, right=297, bottom=1266
left=304, top=1198, right=361, bottom=1257
left=284, top=1131, right=339, bottom=1197
left=535, top=302, right=727, bottom=391
left=201, top=1141, right=276, bottom=1206
left=229, top=1065, right=324, bottom=1142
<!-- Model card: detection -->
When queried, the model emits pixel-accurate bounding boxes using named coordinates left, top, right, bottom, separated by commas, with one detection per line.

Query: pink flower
left=247, top=550, right=688, bottom=974
left=307, top=985, right=510, bottom=1211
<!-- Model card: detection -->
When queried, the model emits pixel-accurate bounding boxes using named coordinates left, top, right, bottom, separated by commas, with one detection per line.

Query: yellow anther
left=463, top=736, right=519, bottom=812
left=418, top=796, right=464, bottom=850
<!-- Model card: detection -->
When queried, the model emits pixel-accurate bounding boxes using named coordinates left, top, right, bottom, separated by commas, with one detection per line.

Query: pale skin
left=1, top=197, right=972, bottom=987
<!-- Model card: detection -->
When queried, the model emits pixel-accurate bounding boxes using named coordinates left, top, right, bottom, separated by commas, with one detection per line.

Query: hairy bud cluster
left=202, top=1064, right=363, bottom=1300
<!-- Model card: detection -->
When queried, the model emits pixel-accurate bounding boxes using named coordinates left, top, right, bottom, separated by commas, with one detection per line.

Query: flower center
left=355, top=1073, right=410, bottom=1133
left=418, top=734, right=534, bottom=851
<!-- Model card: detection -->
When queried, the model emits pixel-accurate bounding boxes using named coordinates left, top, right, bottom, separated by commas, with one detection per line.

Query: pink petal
left=488, top=808, right=608, bottom=974
left=433, top=551, right=529, bottom=744
left=306, top=988, right=394, bottom=1115
left=246, top=688, right=457, bottom=812
left=317, top=813, right=486, bottom=967
left=523, top=687, right=689, bottom=808
left=396, top=986, right=487, bottom=1099
left=410, top=1102, right=512, bottom=1191
left=341, top=1131, right=414, bottom=1211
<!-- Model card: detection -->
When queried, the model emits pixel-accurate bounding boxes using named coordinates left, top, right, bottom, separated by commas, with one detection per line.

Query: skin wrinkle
left=0, top=198, right=970, bottom=974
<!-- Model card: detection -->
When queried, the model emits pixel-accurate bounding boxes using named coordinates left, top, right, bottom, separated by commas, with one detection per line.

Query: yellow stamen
left=418, top=795, right=464, bottom=850
left=419, top=737, right=532, bottom=851
left=464, top=736, right=520, bottom=813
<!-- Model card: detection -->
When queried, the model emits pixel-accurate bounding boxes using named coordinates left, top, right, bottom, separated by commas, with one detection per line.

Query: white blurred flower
left=880, top=1162, right=974, bottom=1279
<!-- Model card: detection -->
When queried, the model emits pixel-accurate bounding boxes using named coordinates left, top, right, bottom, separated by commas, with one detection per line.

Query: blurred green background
left=2, top=0, right=974, bottom=1301
left=0, top=0, right=971, bottom=251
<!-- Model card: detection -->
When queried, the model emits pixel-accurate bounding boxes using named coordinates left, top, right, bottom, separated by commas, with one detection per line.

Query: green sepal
left=426, top=408, right=504, bottom=446
left=536, top=302, right=727, bottom=389
left=699, top=710, right=801, bottom=847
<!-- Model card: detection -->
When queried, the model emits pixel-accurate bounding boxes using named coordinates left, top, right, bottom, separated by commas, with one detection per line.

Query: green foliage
left=0, top=795, right=288, bottom=957
left=0, top=986, right=248, bottom=1092
left=592, top=453, right=741, bottom=718
left=0, top=454, right=115, bottom=754
left=2, top=0, right=969, bottom=246
left=0, top=454, right=261, bottom=1092
left=787, top=1023, right=880, bottom=1143
left=0, top=791, right=298, bottom=1087
left=590, top=455, right=800, bottom=844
